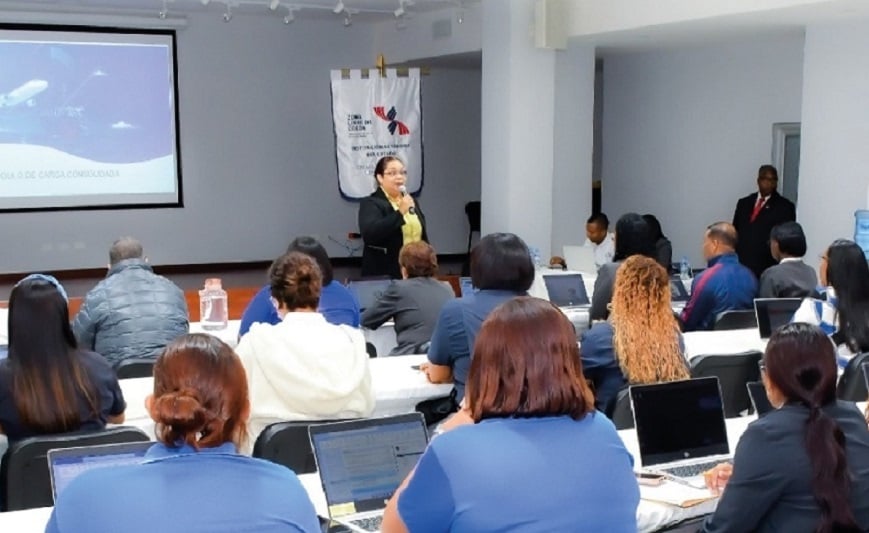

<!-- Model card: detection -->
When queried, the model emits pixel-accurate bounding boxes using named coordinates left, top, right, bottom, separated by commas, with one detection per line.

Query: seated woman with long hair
left=702, top=323, right=869, bottom=532
left=236, top=251, right=374, bottom=446
left=580, top=255, right=689, bottom=413
left=383, top=297, right=639, bottom=532
left=362, top=241, right=455, bottom=355
left=47, top=334, right=321, bottom=533
left=792, top=238, right=869, bottom=368
left=0, top=274, right=125, bottom=442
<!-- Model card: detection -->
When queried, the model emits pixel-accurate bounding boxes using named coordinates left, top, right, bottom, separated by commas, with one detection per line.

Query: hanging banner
left=330, top=68, right=422, bottom=199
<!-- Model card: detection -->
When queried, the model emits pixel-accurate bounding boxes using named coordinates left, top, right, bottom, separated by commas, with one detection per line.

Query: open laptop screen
left=631, top=377, right=729, bottom=466
left=669, top=278, right=690, bottom=302
left=754, top=298, right=803, bottom=339
left=49, top=441, right=152, bottom=500
left=746, top=381, right=774, bottom=417
left=459, top=277, right=474, bottom=298
left=543, top=274, right=589, bottom=307
left=310, top=414, right=428, bottom=516
left=346, top=279, right=392, bottom=313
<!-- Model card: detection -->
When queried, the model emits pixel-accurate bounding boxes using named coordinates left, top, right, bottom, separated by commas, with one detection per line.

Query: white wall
left=600, top=34, right=804, bottom=266
left=798, top=19, right=869, bottom=264
left=0, top=11, right=480, bottom=273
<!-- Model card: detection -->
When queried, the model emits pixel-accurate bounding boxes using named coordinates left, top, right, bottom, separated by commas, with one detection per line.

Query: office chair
left=690, top=351, right=762, bottom=417
left=114, top=358, right=156, bottom=379
left=464, top=201, right=481, bottom=255
left=609, top=388, right=634, bottom=430
left=837, top=353, right=869, bottom=401
left=0, top=426, right=150, bottom=511
left=713, top=309, right=758, bottom=331
left=253, top=419, right=353, bottom=475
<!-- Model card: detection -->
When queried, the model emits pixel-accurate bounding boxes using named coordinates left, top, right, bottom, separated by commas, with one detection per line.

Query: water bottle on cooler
left=679, top=256, right=692, bottom=281
left=855, top=210, right=869, bottom=260
left=199, top=278, right=228, bottom=331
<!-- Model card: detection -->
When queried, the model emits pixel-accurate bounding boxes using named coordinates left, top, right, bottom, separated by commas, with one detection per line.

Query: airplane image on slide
left=0, top=79, right=48, bottom=108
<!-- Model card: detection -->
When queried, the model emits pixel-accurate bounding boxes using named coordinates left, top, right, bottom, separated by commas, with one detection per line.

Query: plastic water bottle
left=855, top=210, right=869, bottom=261
left=530, top=247, right=543, bottom=269
left=199, top=278, right=228, bottom=331
left=679, top=256, right=692, bottom=281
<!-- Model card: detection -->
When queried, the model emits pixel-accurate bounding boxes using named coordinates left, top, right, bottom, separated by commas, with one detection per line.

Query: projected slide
left=0, top=26, right=181, bottom=211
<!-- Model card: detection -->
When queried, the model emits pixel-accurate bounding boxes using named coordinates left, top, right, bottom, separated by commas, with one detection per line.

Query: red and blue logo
left=373, top=105, right=410, bottom=135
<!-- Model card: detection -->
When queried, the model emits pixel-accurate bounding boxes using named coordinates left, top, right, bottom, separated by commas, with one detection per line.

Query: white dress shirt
left=585, top=233, right=615, bottom=271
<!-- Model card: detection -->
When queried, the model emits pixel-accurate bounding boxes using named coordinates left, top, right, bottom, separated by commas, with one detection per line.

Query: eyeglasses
left=758, top=360, right=766, bottom=373
left=384, top=170, right=407, bottom=176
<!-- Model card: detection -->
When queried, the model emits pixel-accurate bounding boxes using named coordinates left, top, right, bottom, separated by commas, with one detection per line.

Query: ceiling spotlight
left=223, top=3, right=232, bottom=21
left=343, top=12, right=352, bottom=26
left=158, top=0, right=168, bottom=18
left=269, top=0, right=280, bottom=10
left=394, top=6, right=404, bottom=18
left=333, top=1, right=345, bottom=14
left=283, top=8, right=295, bottom=23
left=201, top=0, right=210, bottom=4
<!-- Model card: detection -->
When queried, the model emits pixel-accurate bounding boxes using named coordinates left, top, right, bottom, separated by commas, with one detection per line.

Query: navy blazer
left=358, top=188, right=427, bottom=279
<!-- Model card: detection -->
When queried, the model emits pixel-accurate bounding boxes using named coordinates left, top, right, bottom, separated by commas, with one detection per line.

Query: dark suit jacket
left=358, top=188, right=427, bottom=279
left=732, top=191, right=796, bottom=279
left=703, top=401, right=869, bottom=532
left=758, top=259, right=819, bottom=299
left=360, top=277, right=455, bottom=355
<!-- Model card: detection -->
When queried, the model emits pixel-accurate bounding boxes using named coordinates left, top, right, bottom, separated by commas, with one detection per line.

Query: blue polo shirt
left=239, top=280, right=360, bottom=337
left=427, top=289, right=524, bottom=401
left=46, top=442, right=321, bottom=533
left=398, top=414, right=639, bottom=532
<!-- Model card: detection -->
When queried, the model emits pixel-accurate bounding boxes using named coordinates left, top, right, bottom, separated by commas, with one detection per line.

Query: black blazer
left=702, top=401, right=869, bottom=532
left=358, top=188, right=427, bottom=279
left=732, top=191, right=796, bottom=279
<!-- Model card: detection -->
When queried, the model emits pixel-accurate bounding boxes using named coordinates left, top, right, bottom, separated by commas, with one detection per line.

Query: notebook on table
left=543, top=274, right=590, bottom=309
left=346, top=279, right=392, bottom=313
left=48, top=441, right=152, bottom=501
left=754, top=298, right=802, bottom=339
left=562, top=245, right=597, bottom=274
left=309, top=413, right=429, bottom=533
left=631, top=377, right=731, bottom=489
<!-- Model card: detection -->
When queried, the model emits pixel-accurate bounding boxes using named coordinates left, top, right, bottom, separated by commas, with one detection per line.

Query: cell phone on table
left=635, top=472, right=665, bottom=486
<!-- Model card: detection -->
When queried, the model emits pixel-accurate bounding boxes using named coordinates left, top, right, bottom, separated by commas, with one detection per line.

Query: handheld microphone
left=398, top=185, right=416, bottom=215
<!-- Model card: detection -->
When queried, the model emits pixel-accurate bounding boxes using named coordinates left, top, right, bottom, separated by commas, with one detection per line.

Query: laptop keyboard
left=349, top=515, right=383, bottom=532
left=661, top=460, right=722, bottom=478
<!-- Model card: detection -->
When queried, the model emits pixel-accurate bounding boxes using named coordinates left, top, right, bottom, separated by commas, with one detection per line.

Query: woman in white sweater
left=236, top=251, right=374, bottom=448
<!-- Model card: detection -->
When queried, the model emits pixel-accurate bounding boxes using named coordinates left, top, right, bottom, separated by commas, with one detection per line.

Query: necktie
left=750, top=197, right=766, bottom=223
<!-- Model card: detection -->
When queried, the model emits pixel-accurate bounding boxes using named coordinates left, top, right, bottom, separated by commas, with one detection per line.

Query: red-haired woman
left=383, top=297, right=639, bottom=532
left=47, top=334, right=321, bottom=533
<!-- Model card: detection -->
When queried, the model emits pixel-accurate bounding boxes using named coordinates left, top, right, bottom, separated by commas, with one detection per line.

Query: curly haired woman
left=580, top=255, right=689, bottom=413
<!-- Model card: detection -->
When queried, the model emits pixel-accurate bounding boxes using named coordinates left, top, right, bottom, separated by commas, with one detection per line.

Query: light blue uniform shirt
left=46, top=442, right=321, bottom=533
left=398, top=414, right=639, bottom=532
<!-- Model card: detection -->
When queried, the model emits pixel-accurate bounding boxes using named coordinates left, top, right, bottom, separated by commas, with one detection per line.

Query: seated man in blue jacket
left=681, top=222, right=757, bottom=331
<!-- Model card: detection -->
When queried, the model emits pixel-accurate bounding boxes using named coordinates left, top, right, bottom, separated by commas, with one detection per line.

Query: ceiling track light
left=223, top=2, right=232, bottom=21
left=343, top=12, right=352, bottom=26
left=333, top=1, right=345, bottom=15
left=283, top=6, right=295, bottom=23
left=158, top=0, right=168, bottom=19
left=269, top=0, right=280, bottom=11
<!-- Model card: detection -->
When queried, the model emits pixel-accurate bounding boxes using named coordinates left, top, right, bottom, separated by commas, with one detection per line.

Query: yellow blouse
left=382, top=186, right=423, bottom=245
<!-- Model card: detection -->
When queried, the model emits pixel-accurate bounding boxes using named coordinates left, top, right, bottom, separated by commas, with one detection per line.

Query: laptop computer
left=669, top=278, right=690, bottom=303
left=631, top=377, right=731, bottom=488
left=459, top=276, right=474, bottom=297
left=562, top=245, right=597, bottom=273
left=543, top=274, right=590, bottom=308
left=754, top=298, right=803, bottom=339
left=309, top=413, right=429, bottom=533
left=48, top=441, right=152, bottom=501
left=346, top=279, right=392, bottom=313
left=746, top=381, right=774, bottom=417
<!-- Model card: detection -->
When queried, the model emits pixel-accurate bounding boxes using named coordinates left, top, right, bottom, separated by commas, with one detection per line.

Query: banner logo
left=373, top=106, right=410, bottom=135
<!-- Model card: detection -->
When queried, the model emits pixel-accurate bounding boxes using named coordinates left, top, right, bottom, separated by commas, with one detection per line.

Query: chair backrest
left=114, top=357, right=156, bottom=379
left=837, top=352, right=869, bottom=401
left=609, top=388, right=634, bottom=430
left=713, top=309, right=758, bottom=331
left=690, top=351, right=762, bottom=417
left=0, top=426, right=150, bottom=511
left=464, top=201, right=481, bottom=232
left=252, top=419, right=352, bottom=475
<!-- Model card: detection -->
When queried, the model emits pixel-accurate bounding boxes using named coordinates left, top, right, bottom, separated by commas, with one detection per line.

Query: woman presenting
left=358, top=156, right=427, bottom=278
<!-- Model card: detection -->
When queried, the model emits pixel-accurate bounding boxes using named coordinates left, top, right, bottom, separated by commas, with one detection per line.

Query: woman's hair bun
left=152, top=390, right=208, bottom=435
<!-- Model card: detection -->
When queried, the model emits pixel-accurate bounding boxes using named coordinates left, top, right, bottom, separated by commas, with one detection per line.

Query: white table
left=683, top=328, right=768, bottom=360
left=114, top=354, right=452, bottom=439
left=0, top=308, right=7, bottom=345
left=189, top=319, right=399, bottom=358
